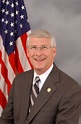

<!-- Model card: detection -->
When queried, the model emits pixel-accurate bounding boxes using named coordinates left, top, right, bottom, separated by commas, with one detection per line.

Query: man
left=0, top=30, right=81, bottom=124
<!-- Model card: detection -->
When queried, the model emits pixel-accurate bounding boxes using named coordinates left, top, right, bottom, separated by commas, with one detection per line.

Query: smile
left=34, top=58, right=46, bottom=61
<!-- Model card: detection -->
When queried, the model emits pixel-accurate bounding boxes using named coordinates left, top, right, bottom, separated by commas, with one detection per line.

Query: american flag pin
left=47, top=88, right=51, bottom=92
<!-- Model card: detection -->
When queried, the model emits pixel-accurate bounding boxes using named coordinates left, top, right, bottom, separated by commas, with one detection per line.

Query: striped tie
left=29, top=76, right=40, bottom=112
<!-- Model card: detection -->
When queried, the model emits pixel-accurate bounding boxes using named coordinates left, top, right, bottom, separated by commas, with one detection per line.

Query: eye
left=30, top=46, right=37, bottom=50
left=42, top=46, right=48, bottom=50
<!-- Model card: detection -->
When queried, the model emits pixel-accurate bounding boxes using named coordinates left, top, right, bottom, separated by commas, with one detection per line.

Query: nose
left=36, top=48, right=42, bottom=55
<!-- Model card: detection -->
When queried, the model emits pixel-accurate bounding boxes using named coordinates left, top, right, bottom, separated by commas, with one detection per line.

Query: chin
left=34, top=66, right=43, bottom=70
left=35, top=66, right=42, bottom=70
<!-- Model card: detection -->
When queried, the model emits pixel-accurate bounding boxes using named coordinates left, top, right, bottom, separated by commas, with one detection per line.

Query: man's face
left=27, top=37, right=56, bottom=75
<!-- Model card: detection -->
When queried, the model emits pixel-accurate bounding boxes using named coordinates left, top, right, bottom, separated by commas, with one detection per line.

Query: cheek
left=27, top=51, right=34, bottom=59
left=27, top=49, right=29, bottom=57
left=27, top=49, right=32, bottom=57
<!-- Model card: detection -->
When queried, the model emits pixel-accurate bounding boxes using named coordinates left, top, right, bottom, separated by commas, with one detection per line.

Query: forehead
left=29, top=37, right=51, bottom=46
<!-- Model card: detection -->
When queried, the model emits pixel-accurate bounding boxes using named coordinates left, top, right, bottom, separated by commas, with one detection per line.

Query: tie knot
left=35, top=76, right=40, bottom=85
left=34, top=76, right=40, bottom=92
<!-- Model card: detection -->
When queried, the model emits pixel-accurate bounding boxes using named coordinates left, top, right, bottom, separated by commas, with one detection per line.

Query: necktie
left=29, top=76, right=40, bottom=112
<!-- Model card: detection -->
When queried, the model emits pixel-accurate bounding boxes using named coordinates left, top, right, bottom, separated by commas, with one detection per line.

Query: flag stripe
left=1, top=56, right=12, bottom=93
left=0, top=36, right=15, bottom=86
left=15, top=46, right=24, bottom=73
left=0, top=90, right=7, bottom=109
left=20, top=32, right=33, bottom=68
left=0, top=106, right=3, bottom=115
left=9, top=53, right=16, bottom=73
left=20, top=33, right=28, bottom=55
left=0, top=0, right=31, bottom=115
left=0, top=75, right=8, bottom=100
left=16, top=36, right=31, bottom=71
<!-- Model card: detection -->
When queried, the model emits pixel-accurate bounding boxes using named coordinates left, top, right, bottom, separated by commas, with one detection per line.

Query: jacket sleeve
left=55, top=85, right=81, bottom=124
left=0, top=117, right=14, bottom=124
left=0, top=83, right=14, bottom=124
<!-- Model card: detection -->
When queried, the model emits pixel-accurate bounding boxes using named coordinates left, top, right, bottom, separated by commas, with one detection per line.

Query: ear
left=53, top=47, right=56, bottom=57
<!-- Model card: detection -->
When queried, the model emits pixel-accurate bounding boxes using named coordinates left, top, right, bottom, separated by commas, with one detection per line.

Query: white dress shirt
left=33, top=64, right=53, bottom=91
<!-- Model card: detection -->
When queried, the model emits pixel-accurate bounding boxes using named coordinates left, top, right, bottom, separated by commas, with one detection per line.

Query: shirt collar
left=33, top=64, right=53, bottom=86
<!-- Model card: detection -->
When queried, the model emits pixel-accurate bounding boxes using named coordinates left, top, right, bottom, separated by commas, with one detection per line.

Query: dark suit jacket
left=0, top=64, right=81, bottom=124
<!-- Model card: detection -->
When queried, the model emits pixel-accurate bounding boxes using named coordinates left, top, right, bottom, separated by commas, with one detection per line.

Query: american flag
left=0, top=0, right=32, bottom=115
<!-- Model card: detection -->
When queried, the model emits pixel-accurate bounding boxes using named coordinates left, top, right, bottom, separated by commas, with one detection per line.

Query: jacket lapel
left=27, top=64, right=59, bottom=123
left=20, top=71, right=34, bottom=121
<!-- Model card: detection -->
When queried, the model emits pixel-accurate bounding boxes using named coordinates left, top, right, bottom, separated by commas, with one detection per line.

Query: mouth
left=34, top=58, right=46, bottom=62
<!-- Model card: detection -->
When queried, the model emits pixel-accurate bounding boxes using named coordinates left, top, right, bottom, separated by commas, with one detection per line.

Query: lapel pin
left=47, top=88, right=51, bottom=92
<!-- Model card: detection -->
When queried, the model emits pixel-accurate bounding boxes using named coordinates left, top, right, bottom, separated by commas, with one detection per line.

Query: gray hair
left=27, top=29, right=56, bottom=47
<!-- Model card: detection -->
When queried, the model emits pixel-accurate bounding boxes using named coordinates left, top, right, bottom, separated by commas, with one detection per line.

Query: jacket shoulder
left=12, top=69, right=34, bottom=85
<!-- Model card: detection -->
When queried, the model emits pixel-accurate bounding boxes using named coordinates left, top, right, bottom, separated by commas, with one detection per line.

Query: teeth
left=35, top=58, right=45, bottom=61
